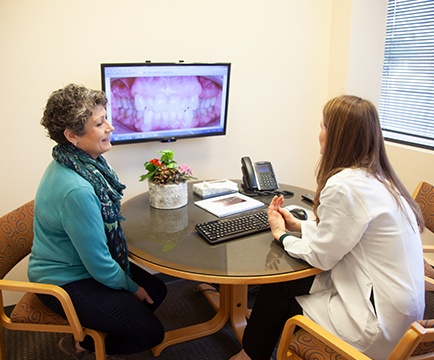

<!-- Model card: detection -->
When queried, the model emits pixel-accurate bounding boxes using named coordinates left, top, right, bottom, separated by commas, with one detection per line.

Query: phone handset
left=241, top=156, right=278, bottom=191
left=241, top=157, right=258, bottom=190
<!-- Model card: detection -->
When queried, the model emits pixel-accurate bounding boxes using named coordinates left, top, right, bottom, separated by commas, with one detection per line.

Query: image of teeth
left=110, top=75, right=223, bottom=133
left=134, top=93, right=200, bottom=129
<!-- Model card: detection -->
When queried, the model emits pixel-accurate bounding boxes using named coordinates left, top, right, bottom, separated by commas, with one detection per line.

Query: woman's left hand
left=134, top=286, right=154, bottom=304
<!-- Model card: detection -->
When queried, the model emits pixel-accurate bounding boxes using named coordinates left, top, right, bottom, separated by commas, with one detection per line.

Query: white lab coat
left=282, top=168, right=425, bottom=360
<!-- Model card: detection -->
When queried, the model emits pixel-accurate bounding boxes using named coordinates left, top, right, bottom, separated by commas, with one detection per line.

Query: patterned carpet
left=3, top=280, right=434, bottom=360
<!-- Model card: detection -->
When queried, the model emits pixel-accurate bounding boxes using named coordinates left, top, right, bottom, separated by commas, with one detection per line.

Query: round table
left=121, top=181, right=321, bottom=355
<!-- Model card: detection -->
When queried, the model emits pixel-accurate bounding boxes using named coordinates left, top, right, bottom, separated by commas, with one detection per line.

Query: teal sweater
left=28, top=160, right=139, bottom=294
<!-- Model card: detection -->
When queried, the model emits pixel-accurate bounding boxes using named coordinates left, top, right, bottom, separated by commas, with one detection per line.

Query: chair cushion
left=10, top=292, right=68, bottom=325
left=0, top=200, right=34, bottom=279
left=289, top=329, right=347, bottom=360
left=414, top=182, right=434, bottom=234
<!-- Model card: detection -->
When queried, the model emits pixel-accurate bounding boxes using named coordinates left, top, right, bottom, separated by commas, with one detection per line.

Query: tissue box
left=193, top=179, right=239, bottom=198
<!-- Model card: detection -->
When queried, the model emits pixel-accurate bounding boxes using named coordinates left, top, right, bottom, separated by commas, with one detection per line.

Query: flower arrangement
left=139, top=149, right=195, bottom=185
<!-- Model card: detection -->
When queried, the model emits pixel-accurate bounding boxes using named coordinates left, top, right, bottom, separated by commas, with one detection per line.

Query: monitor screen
left=101, top=62, right=231, bottom=145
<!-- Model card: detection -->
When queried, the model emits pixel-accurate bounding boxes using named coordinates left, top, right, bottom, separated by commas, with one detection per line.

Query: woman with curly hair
left=28, top=84, right=167, bottom=359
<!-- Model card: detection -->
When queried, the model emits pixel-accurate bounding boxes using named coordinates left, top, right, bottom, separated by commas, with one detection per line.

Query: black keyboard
left=195, top=211, right=270, bottom=244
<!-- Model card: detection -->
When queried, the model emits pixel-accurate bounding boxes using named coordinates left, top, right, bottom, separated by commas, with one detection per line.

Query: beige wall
left=1, top=0, right=434, bottom=305
left=0, top=0, right=333, bottom=215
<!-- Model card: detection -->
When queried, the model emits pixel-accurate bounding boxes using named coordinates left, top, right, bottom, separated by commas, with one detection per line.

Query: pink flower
left=179, top=164, right=193, bottom=175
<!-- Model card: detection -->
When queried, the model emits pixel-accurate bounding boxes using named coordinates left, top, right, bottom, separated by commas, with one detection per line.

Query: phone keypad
left=257, top=172, right=278, bottom=191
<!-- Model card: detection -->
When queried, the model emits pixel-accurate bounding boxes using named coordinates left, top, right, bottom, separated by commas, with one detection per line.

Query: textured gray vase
left=148, top=182, right=188, bottom=209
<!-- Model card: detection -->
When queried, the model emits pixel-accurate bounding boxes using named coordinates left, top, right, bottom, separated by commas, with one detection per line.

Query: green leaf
left=159, top=150, right=176, bottom=166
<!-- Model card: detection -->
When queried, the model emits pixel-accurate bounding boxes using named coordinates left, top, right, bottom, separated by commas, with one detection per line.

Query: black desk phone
left=241, top=156, right=278, bottom=191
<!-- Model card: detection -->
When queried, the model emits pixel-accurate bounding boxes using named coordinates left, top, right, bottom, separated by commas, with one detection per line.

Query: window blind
left=379, top=0, right=434, bottom=150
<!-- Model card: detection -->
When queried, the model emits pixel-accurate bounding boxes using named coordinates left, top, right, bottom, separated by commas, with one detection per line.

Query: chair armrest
left=423, top=245, right=434, bottom=253
left=0, top=279, right=83, bottom=333
left=277, top=315, right=371, bottom=360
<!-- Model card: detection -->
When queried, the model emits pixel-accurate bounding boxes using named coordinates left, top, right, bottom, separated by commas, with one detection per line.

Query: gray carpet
left=3, top=280, right=434, bottom=360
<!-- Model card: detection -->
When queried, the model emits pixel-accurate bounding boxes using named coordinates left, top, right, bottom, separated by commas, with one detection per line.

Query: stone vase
left=148, top=182, right=188, bottom=209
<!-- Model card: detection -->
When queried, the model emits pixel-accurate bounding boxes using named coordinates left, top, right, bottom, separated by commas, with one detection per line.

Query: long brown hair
left=314, top=95, right=424, bottom=230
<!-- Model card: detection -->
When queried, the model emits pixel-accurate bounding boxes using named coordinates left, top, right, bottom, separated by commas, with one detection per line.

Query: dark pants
left=243, top=275, right=315, bottom=360
left=37, top=262, right=167, bottom=355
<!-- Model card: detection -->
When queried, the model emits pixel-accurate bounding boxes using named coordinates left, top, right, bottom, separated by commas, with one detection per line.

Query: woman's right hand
left=268, top=195, right=287, bottom=239
left=134, top=286, right=154, bottom=304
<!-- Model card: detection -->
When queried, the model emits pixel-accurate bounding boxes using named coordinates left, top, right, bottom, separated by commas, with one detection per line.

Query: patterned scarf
left=52, top=144, right=130, bottom=273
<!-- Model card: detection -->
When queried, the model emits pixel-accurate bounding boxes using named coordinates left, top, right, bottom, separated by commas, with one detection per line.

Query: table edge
left=130, top=253, right=323, bottom=284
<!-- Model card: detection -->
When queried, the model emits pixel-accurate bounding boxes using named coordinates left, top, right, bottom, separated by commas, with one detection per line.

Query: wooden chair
left=276, top=315, right=434, bottom=360
left=0, top=201, right=106, bottom=360
left=412, top=181, right=434, bottom=291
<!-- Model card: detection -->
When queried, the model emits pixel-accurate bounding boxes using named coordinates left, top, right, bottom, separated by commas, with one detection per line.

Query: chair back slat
left=0, top=201, right=34, bottom=279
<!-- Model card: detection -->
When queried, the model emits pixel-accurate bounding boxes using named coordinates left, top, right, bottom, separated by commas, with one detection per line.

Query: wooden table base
left=151, top=284, right=249, bottom=356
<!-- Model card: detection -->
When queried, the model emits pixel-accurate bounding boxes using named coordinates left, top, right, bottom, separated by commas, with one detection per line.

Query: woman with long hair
left=230, top=95, right=425, bottom=360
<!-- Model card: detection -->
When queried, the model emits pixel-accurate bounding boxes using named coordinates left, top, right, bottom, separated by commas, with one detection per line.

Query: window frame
left=379, top=0, right=434, bottom=151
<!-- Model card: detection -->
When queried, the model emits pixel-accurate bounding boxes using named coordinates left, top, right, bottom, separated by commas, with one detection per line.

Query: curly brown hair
left=41, top=83, right=107, bottom=145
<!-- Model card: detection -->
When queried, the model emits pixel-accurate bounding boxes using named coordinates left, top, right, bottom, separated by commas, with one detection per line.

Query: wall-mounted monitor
left=101, top=62, right=231, bottom=145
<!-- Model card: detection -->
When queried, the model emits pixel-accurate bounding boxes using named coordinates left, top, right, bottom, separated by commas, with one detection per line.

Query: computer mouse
left=289, top=208, right=308, bottom=221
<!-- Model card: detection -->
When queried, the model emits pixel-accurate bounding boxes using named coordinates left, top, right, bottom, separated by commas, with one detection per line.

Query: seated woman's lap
left=129, top=262, right=167, bottom=311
